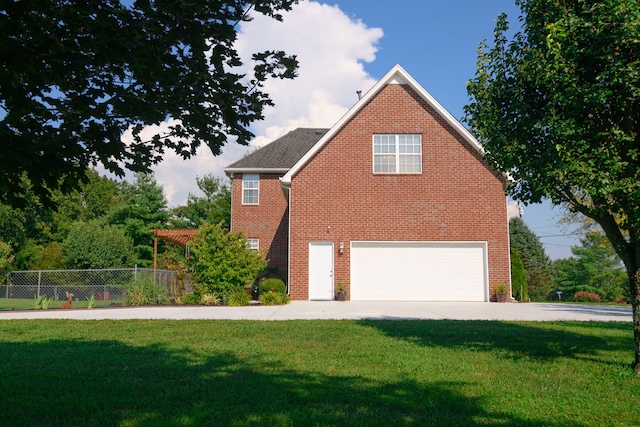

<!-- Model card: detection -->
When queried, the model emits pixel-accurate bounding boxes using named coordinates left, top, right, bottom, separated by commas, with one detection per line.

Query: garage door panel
left=351, top=242, right=487, bottom=301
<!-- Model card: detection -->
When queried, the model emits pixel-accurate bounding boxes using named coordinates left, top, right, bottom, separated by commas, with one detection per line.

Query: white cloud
left=145, top=1, right=383, bottom=206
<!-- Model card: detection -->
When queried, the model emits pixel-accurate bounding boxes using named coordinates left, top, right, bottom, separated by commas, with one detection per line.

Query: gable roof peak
left=281, top=64, right=484, bottom=186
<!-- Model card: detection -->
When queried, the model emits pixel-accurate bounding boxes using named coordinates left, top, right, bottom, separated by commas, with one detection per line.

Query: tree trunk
left=632, top=268, right=640, bottom=375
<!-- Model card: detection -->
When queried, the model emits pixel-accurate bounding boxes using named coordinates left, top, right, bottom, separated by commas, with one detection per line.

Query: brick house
left=225, top=65, right=511, bottom=302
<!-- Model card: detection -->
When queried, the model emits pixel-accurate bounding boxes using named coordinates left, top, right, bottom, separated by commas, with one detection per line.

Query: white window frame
left=242, top=174, right=259, bottom=205
left=247, top=238, right=259, bottom=251
left=373, top=134, right=422, bottom=174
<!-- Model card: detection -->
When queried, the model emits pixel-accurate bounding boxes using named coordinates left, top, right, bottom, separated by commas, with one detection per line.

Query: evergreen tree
left=509, top=217, right=552, bottom=300
left=170, top=175, right=231, bottom=229
left=110, top=173, right=168, bottom=267
left=510, top=247, right=528, bottom=301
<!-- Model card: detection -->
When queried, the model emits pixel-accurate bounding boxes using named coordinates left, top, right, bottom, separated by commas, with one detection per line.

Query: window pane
left=399, top=154, right=422, bottom=173
left=373, top=134, right=421, bottom=174
left=242, top=174, right=259, bottom=204
left=374, top=154, right=396, bottom=173
left=247, top=238, right=259, bottom=250
left=374, top=135, right=395, bottom=154
left=399, top=135, right=421, bottom=154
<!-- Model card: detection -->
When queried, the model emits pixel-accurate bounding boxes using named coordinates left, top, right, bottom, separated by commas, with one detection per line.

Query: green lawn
left=0, top=320, right=638, bottom=426
left=0, top=298, right=119, bottom=310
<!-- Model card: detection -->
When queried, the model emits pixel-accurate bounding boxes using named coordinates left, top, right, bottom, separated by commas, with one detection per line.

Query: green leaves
left=61, top=220, right=134, bottom=269
left=190, top=222, right=268, bottom=296
left=465, top=0, right=640, bottom=262
left=0, top=0, right=299, bottom=206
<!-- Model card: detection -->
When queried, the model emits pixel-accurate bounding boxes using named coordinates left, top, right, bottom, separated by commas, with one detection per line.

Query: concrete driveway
left=0, top=301, right=632, bottom=321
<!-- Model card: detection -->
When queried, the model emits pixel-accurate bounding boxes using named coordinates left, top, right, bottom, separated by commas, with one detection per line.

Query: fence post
left=134, top=265, right=137, bottom=282
left=37, top=271, right=41, bottom=298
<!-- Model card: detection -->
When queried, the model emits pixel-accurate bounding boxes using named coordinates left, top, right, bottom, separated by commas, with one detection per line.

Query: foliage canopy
left=190, top=222, right=267, bottom=296
left=465, top=0, right=640, bottom=371
left=0, top=0, right=298, bottom=206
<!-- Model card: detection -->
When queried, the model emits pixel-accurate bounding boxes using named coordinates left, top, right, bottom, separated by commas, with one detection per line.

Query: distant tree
left=0, top=241, right=14, bottom=275
left=190, top=222, right=267, bottom=296
left=556, top=232, right=629, bottom=303
left=464, top=0, right=640, bottom=372
left=62, top=221, right=133, bottom=269
left=509, top=218, right=553, bottom=300
left=51, top=169, right=121, bottom=241
left=110, top=173, right=168, bottom=267
left=0, top=0, right=299, bottom=207
left=170, top=175, right=231, bottom=229
left=510, top=247, right=528, bottom=301
left=0, top=204, right=26, bottom=253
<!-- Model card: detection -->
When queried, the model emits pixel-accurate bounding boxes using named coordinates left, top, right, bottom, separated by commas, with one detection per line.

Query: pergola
left=151, top=229, right=199, bottom=270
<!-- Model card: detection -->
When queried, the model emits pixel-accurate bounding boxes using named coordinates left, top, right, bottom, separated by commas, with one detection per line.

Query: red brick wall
left=230, top=173, right=289, bottom=280
left=288, top=84, right=511, bottom=300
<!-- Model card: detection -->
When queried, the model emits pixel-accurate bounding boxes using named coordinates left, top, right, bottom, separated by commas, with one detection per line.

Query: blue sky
left=146, top=0, right=580, bottom=260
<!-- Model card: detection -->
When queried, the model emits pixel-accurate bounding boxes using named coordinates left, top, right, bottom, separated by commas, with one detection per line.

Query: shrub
left=190, top=222, right=268, bottom=296
left=62, top=220, right=134, bottom=269
left=573, top=291, right=601, bottom=303
left=259, top=291, right=290, bottom=306
left=200, top=293, right=221, bottom=306
left=225, top=288, right=251, bottom=306
left=179, top=294, right=200, bottom=305
left=123, top=279, right=167, bottom=306
left=258, top=278, right=286, bottom=295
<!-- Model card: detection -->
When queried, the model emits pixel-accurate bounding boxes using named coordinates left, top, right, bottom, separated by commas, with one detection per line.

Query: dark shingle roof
left=225, top=128, right=329, bottom=171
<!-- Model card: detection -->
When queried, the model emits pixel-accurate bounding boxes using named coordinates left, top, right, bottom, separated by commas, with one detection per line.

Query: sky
left=136, top=0, right=582, bottom=260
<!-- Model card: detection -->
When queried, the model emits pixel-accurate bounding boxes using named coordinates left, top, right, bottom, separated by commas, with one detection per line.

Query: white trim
left=281, top=64, right=484, bottom=186
left=241, top=174, right=259, bottom=205
left=225, top=168, right=289, bottom=176
left=372, top=134, right=422, bottom=174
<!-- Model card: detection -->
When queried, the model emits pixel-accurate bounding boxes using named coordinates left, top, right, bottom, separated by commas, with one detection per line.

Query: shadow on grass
left=359, top=320, right=633, bottom=366
left=0, top=338, right=577, bottom=427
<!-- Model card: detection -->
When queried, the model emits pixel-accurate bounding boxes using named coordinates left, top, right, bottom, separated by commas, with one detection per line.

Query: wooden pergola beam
left=151, top=228, right=199, bottom=271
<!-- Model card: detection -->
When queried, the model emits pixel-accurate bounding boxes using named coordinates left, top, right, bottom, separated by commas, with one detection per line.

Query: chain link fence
left=0, top=268, right=191, bottom=309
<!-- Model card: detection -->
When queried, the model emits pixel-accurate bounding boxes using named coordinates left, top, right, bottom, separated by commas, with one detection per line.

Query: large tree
left=0, top=0, right=298, bottom=206
left=465, top=0, right=640, bottom=372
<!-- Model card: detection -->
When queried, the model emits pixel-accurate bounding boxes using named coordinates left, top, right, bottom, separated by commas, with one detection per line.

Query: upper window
left=247, top=238, right=259, bottom=251
left=242, top=174, right=259, bottom=204
left=373, top=134, right=422, bottom=174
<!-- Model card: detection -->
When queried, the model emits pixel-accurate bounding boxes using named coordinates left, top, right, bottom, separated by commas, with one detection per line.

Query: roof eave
left=224, top=167, right=290, bottom=177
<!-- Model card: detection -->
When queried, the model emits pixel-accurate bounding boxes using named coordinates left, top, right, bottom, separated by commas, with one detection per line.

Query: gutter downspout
left=280, top=178, right=292, bottom=296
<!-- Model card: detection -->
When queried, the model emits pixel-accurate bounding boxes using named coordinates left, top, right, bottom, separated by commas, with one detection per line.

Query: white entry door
left=308, top=242, right=334, bottom=300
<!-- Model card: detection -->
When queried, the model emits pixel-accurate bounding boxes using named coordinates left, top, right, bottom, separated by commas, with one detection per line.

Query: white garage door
left=350, top=241, right=488, bottom=301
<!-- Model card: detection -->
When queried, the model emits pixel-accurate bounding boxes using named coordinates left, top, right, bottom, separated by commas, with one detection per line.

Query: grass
left=0, top=320, right=638, bottom=426
left=0, top=297, right=120, bottom=310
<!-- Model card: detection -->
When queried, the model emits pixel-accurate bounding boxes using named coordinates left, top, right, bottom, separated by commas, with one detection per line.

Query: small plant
left=179, top=294, right=201, bottom=305
left=336, top=279, right=348, bottom=292
left=258, top=278, right=286, bottom=295
left=574, top=291, right=601, bottom=303
left=200, top=293, right=222, bottom=306
left=259, top=291, right=290, bottom=306
left=123, top=279, right=167, bottom=306
left=225, top=288, right=251, bottom=306
left=86, top=294, right=96, bottom=309
left=33, top=295, right=54, bottom=310
left=495, top=283, right=507, bottom=293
